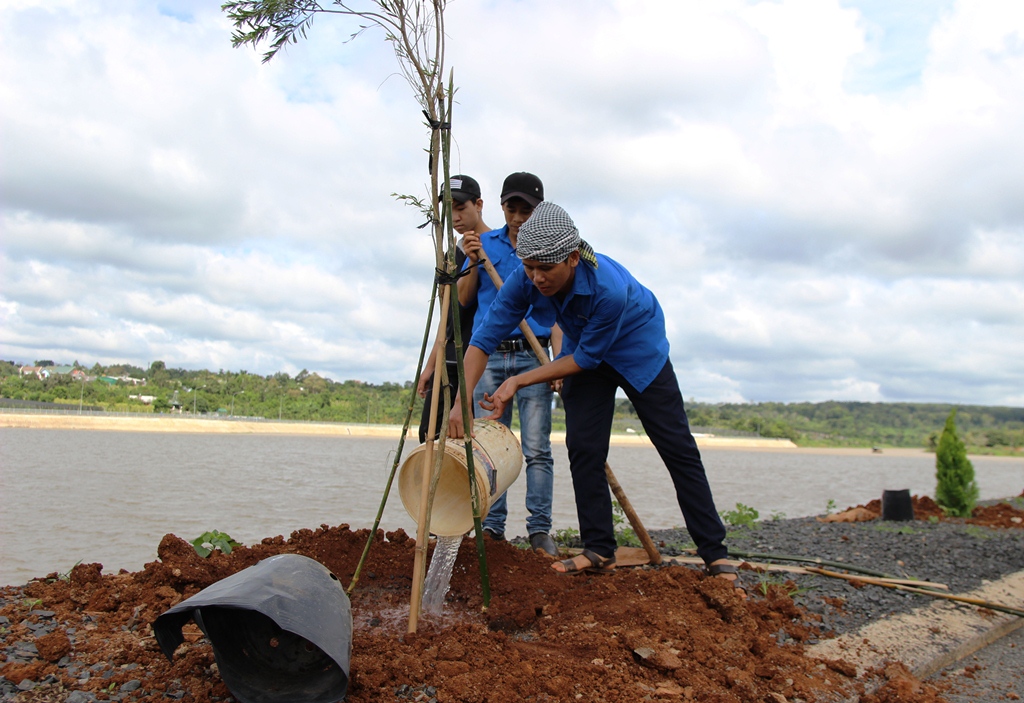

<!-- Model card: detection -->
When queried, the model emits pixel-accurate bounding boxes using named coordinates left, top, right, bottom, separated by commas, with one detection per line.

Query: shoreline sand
left=8, top=409, right=1011, bottom=458
left=0, top=411, right=806, bottom=449
left=6, top=411, right=1019, bottom=458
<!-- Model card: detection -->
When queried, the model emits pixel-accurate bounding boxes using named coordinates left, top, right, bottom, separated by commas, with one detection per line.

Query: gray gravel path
left=649, top=502, right=1024, bottom=636
left=642, top=497, right=1024, bottom=702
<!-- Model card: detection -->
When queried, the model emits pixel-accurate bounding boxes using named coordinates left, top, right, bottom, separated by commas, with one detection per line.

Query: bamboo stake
left=408, top=282, right=452, bottom=631
left=727, top=549, right=898, bottom=580
left=441, top=82, right=490, bottom=609
left=602, top=465, right=662, bottom=564
left=474, top=253, right=663, bottom=565
left=666, top=556, right=949, bottom=590
left=804, top=567, right=1024, bottom=617
left=408, top=60, right=455, bottom=632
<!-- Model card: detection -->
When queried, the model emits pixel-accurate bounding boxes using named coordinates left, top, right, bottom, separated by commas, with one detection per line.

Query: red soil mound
left=1, top=525, right=949, bottom=702
left=855, top=495, right=1024, bottom=527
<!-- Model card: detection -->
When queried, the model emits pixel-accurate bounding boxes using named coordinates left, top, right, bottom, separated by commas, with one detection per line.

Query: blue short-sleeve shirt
left=462, top=225, right=551, bottom=340
left=469, top=253, right=670, bottom=392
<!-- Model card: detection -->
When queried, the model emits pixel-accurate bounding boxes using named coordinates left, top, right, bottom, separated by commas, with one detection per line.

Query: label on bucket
left=473, top=447, right=498, bottom=496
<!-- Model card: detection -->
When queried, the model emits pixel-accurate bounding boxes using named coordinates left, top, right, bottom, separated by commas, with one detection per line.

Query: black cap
left=500, top=172, right=544, bottom=207
left=444, top=174, right=482, bottom=204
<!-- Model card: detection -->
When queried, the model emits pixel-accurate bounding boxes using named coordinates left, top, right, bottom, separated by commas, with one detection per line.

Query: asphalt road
left=928, top=622, right=1024, bottom=703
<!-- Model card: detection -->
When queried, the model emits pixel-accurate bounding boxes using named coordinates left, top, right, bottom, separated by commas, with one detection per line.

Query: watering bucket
left=398, top=419, right=523, bottom=536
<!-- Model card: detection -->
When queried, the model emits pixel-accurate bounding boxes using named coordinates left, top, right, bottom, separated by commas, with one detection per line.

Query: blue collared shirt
left=463, top=225, right=551, bottom=340
left=469, top=253, right=670, bottom=392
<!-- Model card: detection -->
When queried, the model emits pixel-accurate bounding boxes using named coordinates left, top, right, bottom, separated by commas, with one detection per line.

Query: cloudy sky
left=2, top=0, right=1022, bottom=406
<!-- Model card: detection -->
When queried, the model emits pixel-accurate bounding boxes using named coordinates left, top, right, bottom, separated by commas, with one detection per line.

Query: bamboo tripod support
left=475, top=256, right=663, bottom=566
left=408, top=79, right=490, bottom=631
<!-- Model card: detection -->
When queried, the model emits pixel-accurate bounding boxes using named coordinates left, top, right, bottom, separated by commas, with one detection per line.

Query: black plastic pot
left=153, top=554, right=351, bottom=703
left=881, top=489, right=915, bottom=521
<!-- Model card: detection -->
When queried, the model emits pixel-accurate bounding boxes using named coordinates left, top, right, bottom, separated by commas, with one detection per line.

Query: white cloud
left=1, top=0, right=1023, bottom=405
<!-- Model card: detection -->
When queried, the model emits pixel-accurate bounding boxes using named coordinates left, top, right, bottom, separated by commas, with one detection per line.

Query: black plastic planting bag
left=153, top=554, right=351, bottom=703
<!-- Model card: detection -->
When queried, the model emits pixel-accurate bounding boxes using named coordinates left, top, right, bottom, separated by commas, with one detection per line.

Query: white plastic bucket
left=398, top=419, right=523, bottom=536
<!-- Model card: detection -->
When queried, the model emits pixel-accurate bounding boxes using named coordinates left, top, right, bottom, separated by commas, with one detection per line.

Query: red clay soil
left=0, top=524, right=956, bottom=703
left=855, top=494, right=1024, bottom=527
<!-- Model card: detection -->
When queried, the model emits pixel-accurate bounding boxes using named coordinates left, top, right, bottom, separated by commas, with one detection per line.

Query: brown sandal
left=706, top=561, right=748, bottom=599
left=551, top=549, right=616, bottom=575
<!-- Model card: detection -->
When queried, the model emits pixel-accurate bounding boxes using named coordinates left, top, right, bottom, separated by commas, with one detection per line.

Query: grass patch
left=720, top=503, right=759, bottom=528
left=963, top=524, right=995, bottom=540
left=871, top=523, right=922, bottom=535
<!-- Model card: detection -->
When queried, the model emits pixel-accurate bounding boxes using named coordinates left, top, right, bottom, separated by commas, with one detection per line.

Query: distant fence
left=0, top=405, right=377, bottom=427
left=0, top=398, right=103, bottom=412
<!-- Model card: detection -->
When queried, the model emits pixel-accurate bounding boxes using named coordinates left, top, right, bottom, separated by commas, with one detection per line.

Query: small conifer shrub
left=935, top=409, right=979, bottom=517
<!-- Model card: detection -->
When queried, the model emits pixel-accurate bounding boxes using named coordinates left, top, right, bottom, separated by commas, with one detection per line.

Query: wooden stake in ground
left=408, top=281, right=452, bottom=632
left=474, top=254, right=662, bottom=565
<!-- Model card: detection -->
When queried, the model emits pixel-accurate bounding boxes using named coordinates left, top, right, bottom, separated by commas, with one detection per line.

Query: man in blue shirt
left=450, top=201, right=741, bottom=593
left=457, top=172, right=561, bottom=557
left=416, top=175, right=486, bottom=442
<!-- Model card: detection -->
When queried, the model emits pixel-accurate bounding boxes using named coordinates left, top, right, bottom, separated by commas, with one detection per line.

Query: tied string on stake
left=435, top=260, right=482, bottom=287
left=423, top=110, right=451, bottom=173
left=423, top=109, right=451, bottom=131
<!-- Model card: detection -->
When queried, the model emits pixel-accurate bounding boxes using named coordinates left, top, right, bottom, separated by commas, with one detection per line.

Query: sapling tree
left=222, top=0, right=489, bottom=631
left=935, top=409, right=979, bottom=517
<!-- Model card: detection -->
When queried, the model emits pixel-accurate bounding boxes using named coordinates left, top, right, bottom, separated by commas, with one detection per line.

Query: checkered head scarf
left=515, top=202, right=598, bottom=268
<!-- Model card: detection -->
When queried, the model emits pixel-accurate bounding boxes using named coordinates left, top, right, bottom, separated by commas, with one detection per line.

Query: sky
left=2, top=0, right=1023, bottom=406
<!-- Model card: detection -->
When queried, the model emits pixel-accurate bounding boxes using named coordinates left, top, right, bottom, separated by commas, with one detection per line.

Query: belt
left=496, top=337, right=549, bottom=353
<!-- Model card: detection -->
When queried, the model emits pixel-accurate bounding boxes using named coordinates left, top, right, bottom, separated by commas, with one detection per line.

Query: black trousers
left=561, top=358, right=728, bottom=563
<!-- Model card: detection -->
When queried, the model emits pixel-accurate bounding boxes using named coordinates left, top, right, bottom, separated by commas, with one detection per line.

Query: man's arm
left=457, top=231, right=483, bottom=307
left=416, top=334, right=444, bottom=398
left=547, top=324, right=565, bottom=393
left=446, top=345, right=490, bottom=439
left=550, top=324, right=563, bottom=358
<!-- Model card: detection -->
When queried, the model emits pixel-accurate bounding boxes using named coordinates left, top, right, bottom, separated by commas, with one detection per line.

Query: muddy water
left=1, top=428, right=1021, bottom=586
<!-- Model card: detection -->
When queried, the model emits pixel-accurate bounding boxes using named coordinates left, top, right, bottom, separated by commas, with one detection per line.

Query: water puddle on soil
left=422, top=534, right=464, bottom=615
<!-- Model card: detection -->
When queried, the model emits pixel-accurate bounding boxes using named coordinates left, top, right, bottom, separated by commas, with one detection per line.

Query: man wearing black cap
left=456, top=172, right=561, bottom=557
left=416, top=175, right=489, bottom=443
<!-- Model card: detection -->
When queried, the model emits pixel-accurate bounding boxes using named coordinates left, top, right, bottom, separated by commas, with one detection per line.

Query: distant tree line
left=677, top=399, right=1023, bottom=452
left=1, top=359, right=1021, bottom=452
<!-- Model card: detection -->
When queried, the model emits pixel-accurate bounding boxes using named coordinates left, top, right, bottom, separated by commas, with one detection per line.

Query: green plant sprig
left=191, top=530, right=241, bottom=558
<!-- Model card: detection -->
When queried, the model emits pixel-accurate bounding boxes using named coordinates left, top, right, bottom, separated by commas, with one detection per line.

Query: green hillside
left=2, top=359, right=1021, bottom=453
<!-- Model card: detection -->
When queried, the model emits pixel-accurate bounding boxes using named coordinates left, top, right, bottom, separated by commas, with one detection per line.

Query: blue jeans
left=474, top=348, right=554, bottom=536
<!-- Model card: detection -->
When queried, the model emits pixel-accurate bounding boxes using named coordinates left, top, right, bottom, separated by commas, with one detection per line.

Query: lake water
left=1, top=428, right=1020, bottom=587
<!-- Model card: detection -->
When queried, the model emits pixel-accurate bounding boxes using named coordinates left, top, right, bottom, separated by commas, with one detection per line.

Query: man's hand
left=479, top=377, right=519, bottom=420
left=447, top=399, right=473, bottom=439
left=462, top=230, right=483, bottom=263
left=417, top=368, right=433, bottom=398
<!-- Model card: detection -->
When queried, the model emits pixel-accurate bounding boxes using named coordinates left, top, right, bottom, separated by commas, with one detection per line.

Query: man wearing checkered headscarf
left=515, top=202, right=598, bottom=268
left=448, top=202, right=743, bottom=593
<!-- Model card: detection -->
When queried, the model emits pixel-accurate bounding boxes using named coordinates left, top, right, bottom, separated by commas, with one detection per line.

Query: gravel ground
left=648, top=499, right=1024, bottom=637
